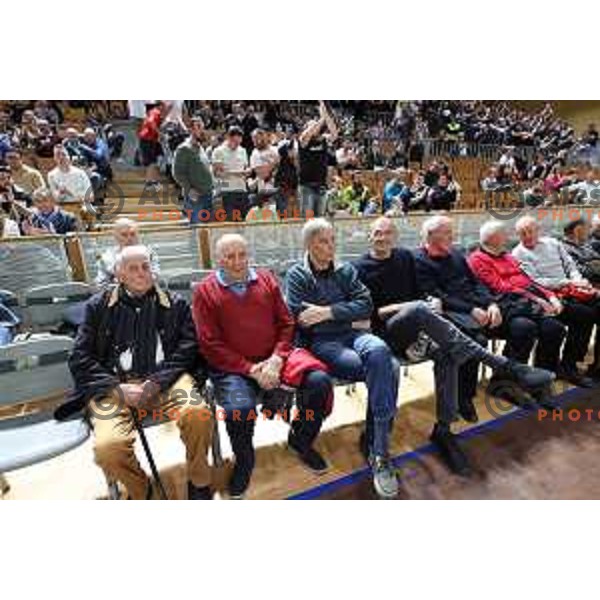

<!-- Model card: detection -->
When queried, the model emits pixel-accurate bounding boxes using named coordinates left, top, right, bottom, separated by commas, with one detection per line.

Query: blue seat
left=0, top=336, right=90, bottom=490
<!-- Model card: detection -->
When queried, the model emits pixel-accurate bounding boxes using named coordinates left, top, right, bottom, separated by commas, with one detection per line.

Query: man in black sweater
left=354, top=217, right=555, bottom=476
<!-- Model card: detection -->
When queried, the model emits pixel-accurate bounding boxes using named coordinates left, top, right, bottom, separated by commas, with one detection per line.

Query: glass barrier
left=0, top=236, right=72, bottom=298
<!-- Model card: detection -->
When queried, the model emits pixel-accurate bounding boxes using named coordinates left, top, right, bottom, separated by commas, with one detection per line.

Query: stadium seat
left=164, top=269, right=212, bottom=302
left=22, top=282, right=95, bottom=330
left=0, top=335, right=90, bottom=490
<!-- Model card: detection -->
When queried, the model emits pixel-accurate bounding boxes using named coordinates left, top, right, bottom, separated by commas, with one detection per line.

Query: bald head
left=369, top=216, right=398, bottom=259
left=113, top=218, right=140, bottom=247
left=215, top=234, right=249, bottom=282
left=515, top=215, right=540, bottom=249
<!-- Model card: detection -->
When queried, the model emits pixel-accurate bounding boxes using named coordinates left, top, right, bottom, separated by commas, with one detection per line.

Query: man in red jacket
left=193, top=233, right=332, bottom=499
left=468, top=220, right=567, bottom=378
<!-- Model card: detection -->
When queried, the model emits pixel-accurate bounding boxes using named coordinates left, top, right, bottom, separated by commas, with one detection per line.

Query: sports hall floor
left=3, top=361, right=598, bottom=500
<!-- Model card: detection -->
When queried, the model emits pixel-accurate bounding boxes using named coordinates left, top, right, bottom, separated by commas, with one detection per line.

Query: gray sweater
left=512, top=236, right=584, bottom=290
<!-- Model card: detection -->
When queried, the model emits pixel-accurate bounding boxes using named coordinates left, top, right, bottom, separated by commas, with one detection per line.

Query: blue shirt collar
left=216, top=267, right=258, bottom=288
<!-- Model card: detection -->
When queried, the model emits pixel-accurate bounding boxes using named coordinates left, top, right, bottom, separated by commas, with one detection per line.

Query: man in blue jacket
left=286, top=218, right=400, bottom=499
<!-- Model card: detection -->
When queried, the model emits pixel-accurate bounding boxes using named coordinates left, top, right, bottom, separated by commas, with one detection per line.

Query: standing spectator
left=4, top=148, right=45, bottom=195
left=211, top=126, right=249, bottom=220
left=249, top=128, right=280, bottom=212
left=274, top=128, right=299, bottom=215
left=297, top=101, right=338, bottom=217
left=172, top=116, right=215, bottom=224
left=47, top=145, right=94, bottom=207
left=137, top=101, right=165, bottom=191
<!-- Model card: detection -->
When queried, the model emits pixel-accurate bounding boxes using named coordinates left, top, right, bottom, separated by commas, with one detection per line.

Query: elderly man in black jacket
left=61, top=245, right=213, bottom=500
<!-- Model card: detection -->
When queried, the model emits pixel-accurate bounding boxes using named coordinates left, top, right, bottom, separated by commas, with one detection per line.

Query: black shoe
left=187, top=481, right=213, bottom=500
left=228, top=461, right=253, bottom=499
left=288, top=434, right=329, bottom=473
left=430, top=424, right=473, bottom=477
left=458, top=398, right=479, bottom=423
left=497, top=360, right=555, bottom=391
left=557, top=365, right=596, bottom=388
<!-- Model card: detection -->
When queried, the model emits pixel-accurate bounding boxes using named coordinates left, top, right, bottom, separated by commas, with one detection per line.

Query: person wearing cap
left=211, top=126, right=250, bottom=221
left=562, top=218, right=600, bottom=287
left=173, top=116, right=215, bottom=224
left=60, top=244, right=214, bottom=500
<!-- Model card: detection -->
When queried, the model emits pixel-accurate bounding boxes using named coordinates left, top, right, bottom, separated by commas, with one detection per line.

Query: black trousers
left=558, top=298, right=600, bottom=368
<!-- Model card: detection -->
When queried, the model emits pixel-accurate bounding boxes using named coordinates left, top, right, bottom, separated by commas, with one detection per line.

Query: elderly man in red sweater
left=468, top=220, right=567, bottom=378
left=193, top=233, right=332, bottom=499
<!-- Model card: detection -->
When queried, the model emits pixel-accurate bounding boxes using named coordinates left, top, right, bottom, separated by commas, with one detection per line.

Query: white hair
left=114, top=245, right=151, bottom=271
left=302, top=218, right=334, bottom=248
left=592, top=214, right=600, bottom=230
left=479, top=220, right=507, bottom=245
left=113, top=217, right=138, bottom=232
left=515, top=215, right=539, bottom=233
left=215, top=233, right=247, bottom=261
left=421, top=215, right=452, bottom=243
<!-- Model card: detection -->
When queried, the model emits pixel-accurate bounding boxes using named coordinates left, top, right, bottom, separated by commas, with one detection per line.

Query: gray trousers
left=298, top=185, right=326, bottom=217
left=383, top=301, right=508, bottom=425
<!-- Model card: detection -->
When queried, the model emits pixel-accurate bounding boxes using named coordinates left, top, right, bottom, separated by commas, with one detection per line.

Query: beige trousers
left=90, top=374, right=213, bottom=499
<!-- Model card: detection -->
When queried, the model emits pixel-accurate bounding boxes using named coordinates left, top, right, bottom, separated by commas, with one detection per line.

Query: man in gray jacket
left=173, top=116, right=214, bottom=224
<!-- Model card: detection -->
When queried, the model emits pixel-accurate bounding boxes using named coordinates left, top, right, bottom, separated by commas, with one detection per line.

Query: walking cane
left=130, top=407, right=168, bottom=500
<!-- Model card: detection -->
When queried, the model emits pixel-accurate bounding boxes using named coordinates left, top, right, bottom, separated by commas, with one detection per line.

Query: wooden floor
left=0, top=362, right=576, bottom=500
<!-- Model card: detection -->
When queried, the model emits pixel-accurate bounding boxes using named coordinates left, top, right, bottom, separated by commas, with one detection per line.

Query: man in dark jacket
left=60, top=245, right=213, bottom=500
left=562, top=218, right=600, bottom=286
left=354, top=217, right=555, bottom=476
left=286, top=218, right=400, bottom=499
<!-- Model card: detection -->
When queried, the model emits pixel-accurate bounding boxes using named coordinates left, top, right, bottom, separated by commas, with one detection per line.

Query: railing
left=1, top=206, right=597, bottom=300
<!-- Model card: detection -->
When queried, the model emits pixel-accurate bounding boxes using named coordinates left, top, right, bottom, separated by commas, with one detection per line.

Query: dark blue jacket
left=285, top=255, right=373, bottom=342
left=413, top=247, right=495, bottom=314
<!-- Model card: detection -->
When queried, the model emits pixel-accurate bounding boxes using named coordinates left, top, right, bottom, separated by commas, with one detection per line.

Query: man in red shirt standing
left=193, top=233, right=332, bottom=499
left=138, top=101, right=165, bottom=192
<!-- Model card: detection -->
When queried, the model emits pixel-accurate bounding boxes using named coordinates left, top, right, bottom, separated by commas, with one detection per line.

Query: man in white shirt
left=335, top=140, right=360, bottom=170
left=211, top=126, right=250, bottom=221
left=249, top=128, right=279, bottom=216
left=48, top=144, right=94, bottom=208
left=569, top=170, right=600, bottom=205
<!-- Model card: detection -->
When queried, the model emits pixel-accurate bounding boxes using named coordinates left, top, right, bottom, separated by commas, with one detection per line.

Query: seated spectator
left=522, top=180, right=547, bottom=207
left=0, top=210, right=20, bottom=238
left=354, top=217, right=554, bottom=475
left=426, top=173, right=456, bottom=211
left=4, top=148, right=45, bottom=195
left=590, top=215, right=600, bottom=254
left=211, top=126, right=250, bottom=221
left=34, top=120, right=60, bottom=158
left=528, top=154, right=549, bottom=181
left=393, top=171, right=429, bottom=214
left=23, top=188, right=79, bottom=235
left=382, top=169, right=408, bottom=213
left=33, top=100, right=60, bottom=125
left=543, top=165, right=567, bottom=197
left=335, top=139, right=360, bottom=170
left=59, top=245, right=214, bottom=500
left=467, top=220, right=567, bottom=376
left=0, top=164, right=32, bottom=228
left=481, top=166, right=512, bottom=193
left=340, top=173, right=374, bottom=215
left=245, top=194, right=279, bottom=222
left=562, top=218, right=600, bottom=286
left=569, top=170, right=600, bottom=205
left=96, top=218, right=160, bottom=286
left=48, top=145, right=94, bottom=207
left=414, top=215, right=542, bottom=409
left=80, top=127, right=112, bottom=181
left=513, top=215, right=600, bottom=384
left=194, top=234, right=332, bottom=498
left=286, top=219, right=400, bottom=499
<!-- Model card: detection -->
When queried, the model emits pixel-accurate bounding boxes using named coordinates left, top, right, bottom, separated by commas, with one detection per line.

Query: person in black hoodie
left=58, top=245, right=214, bottom=500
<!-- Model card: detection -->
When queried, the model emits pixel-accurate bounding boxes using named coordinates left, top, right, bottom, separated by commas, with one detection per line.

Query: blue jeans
left=299, top=185, right=326, bottom=217
left=183, top=192, right=214, bottom=224
left=310, top=331, right=399, bottom=456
